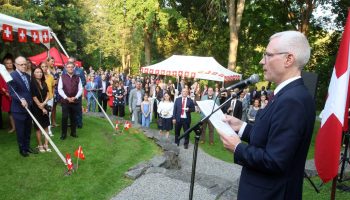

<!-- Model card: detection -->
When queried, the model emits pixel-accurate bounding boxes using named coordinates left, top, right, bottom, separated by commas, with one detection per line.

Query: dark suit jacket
left=9, top=71, right=33, bottom=115
left=234, top=78, right=315, bottom=200
left=226, top=99, right=243, bottom=119
left=173, top=96, right=195, bottom=123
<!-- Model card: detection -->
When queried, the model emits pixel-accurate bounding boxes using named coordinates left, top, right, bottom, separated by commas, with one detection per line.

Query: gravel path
left=111, top=127, right=241, bottom=200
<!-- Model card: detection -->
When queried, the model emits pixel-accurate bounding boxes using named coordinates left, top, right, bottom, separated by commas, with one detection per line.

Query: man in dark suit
left=226, top=92, right=243, bottom=119
left=9, top=56, right=36, bottom=157
left=218, top=31, right=315, bottom=200
left=172, top=88, right=195, bottom=149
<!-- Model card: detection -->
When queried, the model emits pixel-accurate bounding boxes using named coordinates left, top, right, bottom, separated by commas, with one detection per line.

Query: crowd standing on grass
left=0, top=53, right=275, bottom=156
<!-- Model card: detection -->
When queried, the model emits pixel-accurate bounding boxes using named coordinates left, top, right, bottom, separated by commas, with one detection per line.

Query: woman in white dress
left=157, top=92, right=174, bottom=138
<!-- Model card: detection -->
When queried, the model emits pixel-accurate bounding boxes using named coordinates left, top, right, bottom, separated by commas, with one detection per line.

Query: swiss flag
left=41, top=30, right=50, bottom=43
left=124, top=121, right=132, bottom=130
left=74, top=146, right=85, bottom=160
left=31, top=30, right=40, bottom=43
left=315, top=10, right=350, bottom=183
left=18, top=28, right=27, bottom=42
left=66, top=153, right=74, bottom=171
left=2, top=24, right=13, bottom=41
left=115, top=120, right=119, bottom=130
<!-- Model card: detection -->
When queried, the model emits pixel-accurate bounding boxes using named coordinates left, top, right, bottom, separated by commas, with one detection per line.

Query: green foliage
left=1, top=0, right=348, bottom=109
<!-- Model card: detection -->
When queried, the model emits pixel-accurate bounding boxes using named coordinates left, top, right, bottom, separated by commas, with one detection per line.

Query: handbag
left=157, top=117, right=163, bottom=127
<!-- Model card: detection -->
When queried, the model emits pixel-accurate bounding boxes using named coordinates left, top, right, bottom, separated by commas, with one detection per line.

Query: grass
left=0, top=106, right=160, bottom=200
left=1, top=101, right=350, bottom=200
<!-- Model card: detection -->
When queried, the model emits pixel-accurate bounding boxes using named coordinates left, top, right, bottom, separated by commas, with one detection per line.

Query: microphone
left=222, top=74, right=259, bottom=92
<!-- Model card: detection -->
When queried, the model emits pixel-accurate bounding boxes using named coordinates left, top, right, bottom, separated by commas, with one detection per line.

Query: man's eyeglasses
left=262, top=52, right=290, bottom=62
left=15, top=63, right=26, bottom=66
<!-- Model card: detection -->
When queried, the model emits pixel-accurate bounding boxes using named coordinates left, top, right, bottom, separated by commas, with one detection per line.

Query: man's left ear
left=285, top=54, right=295, bottom=67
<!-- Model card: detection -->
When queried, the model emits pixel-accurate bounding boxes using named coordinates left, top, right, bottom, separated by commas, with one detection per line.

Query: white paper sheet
left=197, top=100, right=236, bottom=136
left=0, top=64, right=13, bottom=83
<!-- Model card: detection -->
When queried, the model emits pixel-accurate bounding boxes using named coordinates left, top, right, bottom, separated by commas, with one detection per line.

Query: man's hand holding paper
left=196, top=100, right=236, bottom=136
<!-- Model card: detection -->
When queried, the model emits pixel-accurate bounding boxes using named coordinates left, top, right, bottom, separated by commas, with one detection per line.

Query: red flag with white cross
left=66, top=153, right=74, bottom=171
left=315, top=9, right=350, bottom=183
left=18, top=28, right=27, bottom=43
left=41, top=30, right=49, bottom=43
left=124, top=121, right=132, bottom=130
left=115, top=120, right=119, bottom=130
left=31, top=30, right=40, bottom=43
left=2, top=24, right=13, bottom=41
left=74, top=146, right=85, bottom=160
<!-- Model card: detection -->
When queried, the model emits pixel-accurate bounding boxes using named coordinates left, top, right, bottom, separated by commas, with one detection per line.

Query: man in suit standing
left=129, top=81, right=144, bottom=125
left=226, top=92, right=243, bottom=119
left=218, top=31, right=315, bottom=200
left=98, top=74, right=109, bottom=112
left=85, top=75, right=98, bottom=112
left=172, top=88, right=195, bottom=149
left=9, top=56, right=36, bottom=157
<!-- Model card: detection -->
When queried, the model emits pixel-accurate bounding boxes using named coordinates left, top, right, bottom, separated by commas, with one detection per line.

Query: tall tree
left=226, top=0, right=245, bottom=71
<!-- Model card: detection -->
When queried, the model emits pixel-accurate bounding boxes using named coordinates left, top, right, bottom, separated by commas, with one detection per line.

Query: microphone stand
left=178, top=94, right=234, bottom=200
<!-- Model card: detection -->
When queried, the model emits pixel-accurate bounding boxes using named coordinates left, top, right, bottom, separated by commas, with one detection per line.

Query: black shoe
left=77, top=125, right=82, bottom=129
left=20, top=151, right=29, bottom=157
left=60, top=136, right=66, bottom=140
left=71, top=134, right=78, bottom=138
left=184, top=144, right=189, bottom=149
left=27, top=147, right=38, bottom=154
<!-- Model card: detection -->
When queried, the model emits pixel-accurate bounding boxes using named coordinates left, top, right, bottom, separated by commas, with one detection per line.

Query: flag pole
left=10, top=86, right=66, bottom=165
left=76, top=146, right=80, bottom=172
left=331, top=176, right=337, bottom=200
left=91, top=92, right=115, bottom=130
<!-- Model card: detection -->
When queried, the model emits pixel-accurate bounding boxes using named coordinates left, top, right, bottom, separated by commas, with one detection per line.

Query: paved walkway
left=87, top=112, right=335, bottom=200
left=111, top=127, right=242, bottom=200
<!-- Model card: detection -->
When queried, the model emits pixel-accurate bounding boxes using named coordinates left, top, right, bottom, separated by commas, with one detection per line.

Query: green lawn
left=0, top=107, right=160, bottom=200
left=1, top=104, right=350, bottom=200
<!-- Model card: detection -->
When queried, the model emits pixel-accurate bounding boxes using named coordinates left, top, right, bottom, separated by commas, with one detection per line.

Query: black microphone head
left=248, top=74, right=259, bottom=84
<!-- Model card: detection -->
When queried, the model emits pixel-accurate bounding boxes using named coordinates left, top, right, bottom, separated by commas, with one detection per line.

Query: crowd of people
left=0, top=53, right=274, bottom=155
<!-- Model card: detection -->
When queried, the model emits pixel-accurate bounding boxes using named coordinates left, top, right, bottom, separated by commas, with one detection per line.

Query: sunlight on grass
left=0, top=108, right=159, bottom=200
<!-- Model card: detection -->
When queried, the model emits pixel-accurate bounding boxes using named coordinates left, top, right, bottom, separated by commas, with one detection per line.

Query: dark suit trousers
left=61, top=103, right=78, bottom=137
left=175, top=118, right=190, bottom=145
left=98, top=93, right=108, bottom=112
left=13, top=112, right=32, bottom=152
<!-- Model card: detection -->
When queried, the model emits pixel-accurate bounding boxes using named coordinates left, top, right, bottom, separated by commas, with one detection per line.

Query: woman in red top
left=106, top=79, right=115, bottom=108
left=0, top=57, right=15, bottom=133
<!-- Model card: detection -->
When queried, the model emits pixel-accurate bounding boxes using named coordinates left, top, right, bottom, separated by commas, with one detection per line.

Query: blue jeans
left=142, top=114, right=150, bottom=127
left=87, top=96, right=96, bottom=112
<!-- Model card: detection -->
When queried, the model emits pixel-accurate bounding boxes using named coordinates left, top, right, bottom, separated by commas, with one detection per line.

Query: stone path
left=86, top=112, right=349, bottom=200
left=111, top=127, right=241, bottom=200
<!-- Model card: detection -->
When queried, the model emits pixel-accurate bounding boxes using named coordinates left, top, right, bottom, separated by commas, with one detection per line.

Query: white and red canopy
left=141, top=55, right=241, bottom=82
left=0, top=13, right=52, bottom=48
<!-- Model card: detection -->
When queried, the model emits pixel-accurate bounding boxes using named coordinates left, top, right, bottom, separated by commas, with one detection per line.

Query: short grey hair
left=270, top=31, right=311, bottom=69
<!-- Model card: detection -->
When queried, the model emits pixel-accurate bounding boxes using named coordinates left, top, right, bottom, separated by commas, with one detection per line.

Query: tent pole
left=50, top=32, right=69, bottom=57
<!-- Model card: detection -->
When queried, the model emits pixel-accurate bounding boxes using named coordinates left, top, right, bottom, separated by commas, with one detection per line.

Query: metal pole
left=10, top=86, right=66, bottom=165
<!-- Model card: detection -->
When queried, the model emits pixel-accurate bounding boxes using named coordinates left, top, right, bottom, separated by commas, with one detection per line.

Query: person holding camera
left=31, top=67, right=51, bottom=153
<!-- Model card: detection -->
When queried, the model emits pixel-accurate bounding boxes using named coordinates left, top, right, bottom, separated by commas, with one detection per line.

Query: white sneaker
left=48, top=131, right=54, bottom=137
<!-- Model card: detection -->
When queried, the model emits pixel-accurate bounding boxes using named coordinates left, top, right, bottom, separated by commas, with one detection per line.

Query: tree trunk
left=144, top=30, right=152, bottom=66
left=299, top=0, right=315, bottom=36
left=283, top=0, right=316, bottom=37
left=227, top=0, right=245, bottom=71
